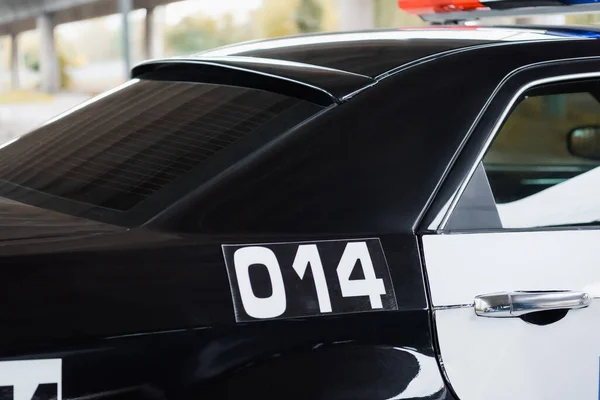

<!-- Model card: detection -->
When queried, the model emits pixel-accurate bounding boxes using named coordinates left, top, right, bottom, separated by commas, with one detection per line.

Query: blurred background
left=0, top=0, right=598, bottom=141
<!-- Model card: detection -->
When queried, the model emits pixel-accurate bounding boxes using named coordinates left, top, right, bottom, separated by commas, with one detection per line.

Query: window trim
left=436, top=71, right=600, bottom=231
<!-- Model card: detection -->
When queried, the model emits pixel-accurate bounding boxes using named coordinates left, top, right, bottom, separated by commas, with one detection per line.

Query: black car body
left=2, top=26, right=600, bottom=400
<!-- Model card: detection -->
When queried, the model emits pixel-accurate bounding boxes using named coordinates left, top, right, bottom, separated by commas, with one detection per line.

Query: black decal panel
left=223, top=238, right=397, bottom=322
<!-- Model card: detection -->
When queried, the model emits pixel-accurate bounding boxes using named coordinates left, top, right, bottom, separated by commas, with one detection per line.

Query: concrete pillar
left=37, top=12, right=60, bottom=93
left=338, top=0, right=374, bottom=31
left=144, top=6, right=164, bottom=59
left=119, top=0, right=132, bottom=78
left=144, top=7, right=154, bottom=60
left=10, top=33, right=19, bottom=90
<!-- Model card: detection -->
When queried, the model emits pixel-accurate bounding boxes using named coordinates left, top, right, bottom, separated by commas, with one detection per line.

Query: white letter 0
left=233, top=246, right=287, bottom=319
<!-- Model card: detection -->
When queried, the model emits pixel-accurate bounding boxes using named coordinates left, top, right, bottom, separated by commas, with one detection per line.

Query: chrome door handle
left=474, top=291, right=592, bottom=317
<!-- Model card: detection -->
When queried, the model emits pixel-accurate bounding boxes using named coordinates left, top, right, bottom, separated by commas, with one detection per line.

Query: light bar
left=399, top=0, right=600, bottom=21
left=398, top=0, right=486, bottom=14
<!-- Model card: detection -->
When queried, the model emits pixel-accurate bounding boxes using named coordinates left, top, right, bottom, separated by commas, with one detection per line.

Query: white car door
left=422, top=76, right=600, bottom=399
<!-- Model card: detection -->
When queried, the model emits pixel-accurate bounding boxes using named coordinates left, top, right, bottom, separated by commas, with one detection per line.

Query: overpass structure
left=0, top=0, right=409, bottom=94
left=0, top=0, right=178, bottom=93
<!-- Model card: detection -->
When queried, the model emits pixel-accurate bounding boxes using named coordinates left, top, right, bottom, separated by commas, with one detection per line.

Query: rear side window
left=0, top=80, right=323, bottom=225
left=446, top=79, right=600, bottom=231
left=484, top=81, right=600, bottom=229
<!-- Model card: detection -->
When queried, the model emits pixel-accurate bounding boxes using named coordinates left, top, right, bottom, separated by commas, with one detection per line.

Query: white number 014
left=232, top=241, right=387, bottom=319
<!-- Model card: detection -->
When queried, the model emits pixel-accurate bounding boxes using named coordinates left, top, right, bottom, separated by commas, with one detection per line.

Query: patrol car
left=3, top=0, right=600, bottom=399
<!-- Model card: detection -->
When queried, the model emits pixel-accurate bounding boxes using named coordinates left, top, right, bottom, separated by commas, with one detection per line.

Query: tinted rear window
left=0, top=80, right=323, bottom=225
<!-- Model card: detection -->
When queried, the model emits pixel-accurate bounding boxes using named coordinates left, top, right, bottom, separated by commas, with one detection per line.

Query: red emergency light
left=398, top=0, right=486, bottom=14
left=399, top=0, right=600, bottom=23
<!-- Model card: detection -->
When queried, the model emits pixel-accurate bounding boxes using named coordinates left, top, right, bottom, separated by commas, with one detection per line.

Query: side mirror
left=568, top=126, right=600, bottom=160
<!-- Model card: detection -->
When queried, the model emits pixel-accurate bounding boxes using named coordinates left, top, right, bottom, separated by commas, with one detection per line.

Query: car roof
left=133, top=26, right=599, bottom=106
left=196, top=26, right=598, bottom=78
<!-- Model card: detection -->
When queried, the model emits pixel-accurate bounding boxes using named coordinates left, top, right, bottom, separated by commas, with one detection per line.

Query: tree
left=254, top=0, right=301, bottom=38
left=374, top=0, right=425, bottom=28
left=21, top=37, right=73, bottom=89
left=166, top=14, right=230, bottom=55
left=295, top=0, right=324, bottom=33
left=567, top=13, right=600, bottom=25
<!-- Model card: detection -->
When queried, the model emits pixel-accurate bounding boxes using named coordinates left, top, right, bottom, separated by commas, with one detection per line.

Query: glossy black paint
left=198, top=27, right=584, bottom=77
left=10, top=311, right=449, bottom=400
left=445, top=163, right=502, bottom=231
left=2, top=28, right=600, bottom=399
left=133, top=56, right=374, bottom=104
left=151, top=39, right=600, bottom=237
left=220, top=38, right=490, bottom=78
left=0, top=223, right=437, bottom=398
left=0, top=232, right=428, bottom=345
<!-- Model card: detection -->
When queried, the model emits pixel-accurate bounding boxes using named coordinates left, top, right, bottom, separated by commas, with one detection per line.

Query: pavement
left=0, top=93, right=91, bottom=143
left=0, top=60, right=126, bottom=94
left=0, top=59, right=126, bottom=144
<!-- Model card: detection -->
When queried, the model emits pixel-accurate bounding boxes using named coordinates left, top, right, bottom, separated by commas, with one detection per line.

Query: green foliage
left=373, top=0, right=425, bottom=27
left=58, top=52, right=71, bottom=89
left=295, top=0, right=324, bottom=33
left=164, top=0, right=339, bottom=55
left=567, top=13, right=600, bottom=25
left=22, top=42, right=72, bottom=89
left=165, top=15, right=229, bottom=55
left=254, top=0, right=301, bottom=38
left=23, top=51, right=40, bottom=72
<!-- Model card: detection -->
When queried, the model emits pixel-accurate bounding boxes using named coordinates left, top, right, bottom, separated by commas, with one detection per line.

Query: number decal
left=233, top=246, right=287, bottom=319
left=292, top=244, right=332, bottom=313
left=223, top=238, right=397, bottom=322
left=0, top=359, right=61, bottom=400
left=336, top=242, right=386, bottom=309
